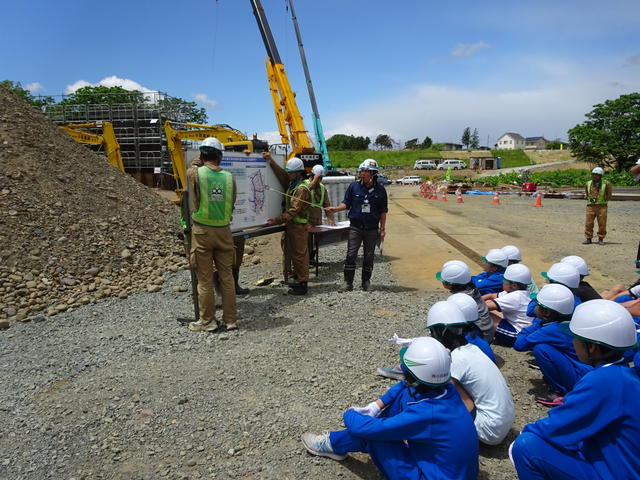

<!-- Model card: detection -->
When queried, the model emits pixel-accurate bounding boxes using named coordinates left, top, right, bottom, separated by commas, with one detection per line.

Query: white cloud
left=25, top=82, right=44, bottom=93
left=626, top=53, right=640, bottom=65
left=451, top=41, right=489, bottom=58
left=64, top=76, right=154, bottom=95
left=193, top=93, right=221, bottom=109
left=257, top=130, right=284, bottom=146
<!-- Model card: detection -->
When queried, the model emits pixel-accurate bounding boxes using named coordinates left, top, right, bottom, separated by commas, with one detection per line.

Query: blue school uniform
left=466, top=332, right=497, bottom=364
left=512, top=362, right=640, bottom=480
left=514, top=319, right=592, bottom=393
left=471, top=270, right=505, bottom=295
left=330, top=382, right=478, bottom=480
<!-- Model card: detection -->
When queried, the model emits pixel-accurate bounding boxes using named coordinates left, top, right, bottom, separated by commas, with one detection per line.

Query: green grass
left=491, top=149, right=532, bottom=168
left=328, top=149, right=442, bottom=168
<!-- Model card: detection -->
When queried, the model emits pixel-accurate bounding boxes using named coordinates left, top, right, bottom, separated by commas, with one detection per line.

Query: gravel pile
left=0, top=86, right=184, bottom=325
left=0, top=242, right=548, bottom=480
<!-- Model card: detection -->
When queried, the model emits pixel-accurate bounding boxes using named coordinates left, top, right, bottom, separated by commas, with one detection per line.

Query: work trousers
left=511, top=432, right=598, bottom=480
left=190, top=223, right=236, bottom=325
left=330, top=430, right=425, bottom=480
left=344, top=227, right=378, bottom=284
left=532, top=344, right=592, bottom=394
left=233, top=237, right=245, bottom=270
left=281, top=222, right=309, bottom=283
left=584, top=204, right=607, bottom=239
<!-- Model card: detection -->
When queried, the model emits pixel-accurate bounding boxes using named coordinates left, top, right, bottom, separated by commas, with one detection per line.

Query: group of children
left=301, top=244, right=640, bottom=480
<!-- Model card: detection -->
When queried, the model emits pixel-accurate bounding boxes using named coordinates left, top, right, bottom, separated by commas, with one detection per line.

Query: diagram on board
left=248, top=170, right=266, bottom=213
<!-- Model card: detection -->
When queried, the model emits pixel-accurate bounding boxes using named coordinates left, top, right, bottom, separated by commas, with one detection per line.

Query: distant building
left=524, top=136, right=550, bottom=150
left=441, top=142, right=463, bottom=151
left=496, top=132, right=525, bottom=150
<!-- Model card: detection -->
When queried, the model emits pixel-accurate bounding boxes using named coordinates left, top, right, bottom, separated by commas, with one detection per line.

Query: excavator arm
left=59, top=121, right=124, bottom=172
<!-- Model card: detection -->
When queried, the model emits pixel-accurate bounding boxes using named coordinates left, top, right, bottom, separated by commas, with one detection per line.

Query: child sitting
left=560, top=255, right=601, bottom=301
left=472, top=249, right=508, bottom=295
left=502, top=245, right=539, bottom=295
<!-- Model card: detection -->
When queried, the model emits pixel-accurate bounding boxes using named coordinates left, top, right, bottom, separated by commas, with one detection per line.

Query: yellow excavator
left=58, top=121, right=124, bottom=172
left=164, top=120, right=268, bottom=196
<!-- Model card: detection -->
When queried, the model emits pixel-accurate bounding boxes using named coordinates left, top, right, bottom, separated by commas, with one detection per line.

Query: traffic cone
left=430, top=190, right=437, bottom=200
left=492, top=192, right=500, bottom=205
left=456, top=189, right=464, bottom=203
left=441, top=191, right=448, bottom=202
left=534, top=191, right=543, bottom=207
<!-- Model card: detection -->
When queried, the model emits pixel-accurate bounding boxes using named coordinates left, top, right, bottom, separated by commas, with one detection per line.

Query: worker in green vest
left=306, top=165, right=335, bottom=266
left=186, top=137, right=238, bottom=332
left=583, top=167, right=612, bottom=246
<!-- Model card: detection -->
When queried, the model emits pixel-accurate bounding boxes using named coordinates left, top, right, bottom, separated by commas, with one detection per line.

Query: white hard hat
left=359, top=158, right=379, bottom=171
left=542, top=262, right=580, bottom=289
left=502, top=245, right=522, bottom=262
left=400, top=336, right=451, bottom=386
left=436, top=261, right=471, bottom=285
left=446, top=293, right=479, bottom=323
left=200, top=137, right=225, bottom=152
left=560, top=255, right=589, bottom=277
left=426, top=301, right=468, bottom=328
left=591, top=167, right=604, bottom=175
left=482, top=248, right=509, bottom=268
left=566, top=299, right=637, bottom=349
left=504, top=263, right=532, bottom=285
left=311, top=164, right=325, bottom=176
left=536, top=284, right=575, bottom=316
left=285, top=157, right=305, bottom=172
left=442, top=260, right=467, bottom=270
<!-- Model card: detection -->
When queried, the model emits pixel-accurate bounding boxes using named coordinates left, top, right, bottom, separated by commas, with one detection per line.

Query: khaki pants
left=281, top=222, right=309, bottom=283
left=233, top=237, right=245, bottom=270
left=585, top=204, right=608, bottom=239
left=190, top=223, right=236, bottom=325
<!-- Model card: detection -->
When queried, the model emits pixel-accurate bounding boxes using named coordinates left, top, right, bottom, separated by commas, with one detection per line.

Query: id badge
left=361, top=204, right=371, bottom=214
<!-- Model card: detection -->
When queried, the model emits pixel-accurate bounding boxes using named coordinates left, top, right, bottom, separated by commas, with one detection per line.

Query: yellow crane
left=164, top=120, right=268, bottom=196
left=58, top=121, right=124, bottom=172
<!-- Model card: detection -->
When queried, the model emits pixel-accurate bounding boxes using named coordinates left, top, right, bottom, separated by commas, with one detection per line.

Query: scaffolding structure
left=44, top=92, right=195, bottom=183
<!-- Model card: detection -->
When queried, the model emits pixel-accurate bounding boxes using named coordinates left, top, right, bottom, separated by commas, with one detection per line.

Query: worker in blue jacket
left=525, top=263, right=582, bottom=318
left=302, top=337, right=479, bottom=480
left=514, top=284, right=592, bottom=407
left=511, top=299, right=640, bottom=480
left=472, top=248, right=508, bottom=295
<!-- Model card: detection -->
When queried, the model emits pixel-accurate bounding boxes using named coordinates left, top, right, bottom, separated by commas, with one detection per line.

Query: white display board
left=322, top=176, right=356, bottom=223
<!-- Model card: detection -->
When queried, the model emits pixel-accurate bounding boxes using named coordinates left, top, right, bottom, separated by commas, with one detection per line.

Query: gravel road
left=2, top=235, right=557, bottom=480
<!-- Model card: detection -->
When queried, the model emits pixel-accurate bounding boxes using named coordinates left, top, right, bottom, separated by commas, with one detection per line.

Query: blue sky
left=2, top=0, right=639, bottom=147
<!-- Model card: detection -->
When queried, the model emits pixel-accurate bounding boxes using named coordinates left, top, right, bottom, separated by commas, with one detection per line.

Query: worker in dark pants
left=327, top=159, right=387, bottom=292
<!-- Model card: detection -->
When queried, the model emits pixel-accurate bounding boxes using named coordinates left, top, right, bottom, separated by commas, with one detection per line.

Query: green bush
left=478, top=169, right=637, bottom=187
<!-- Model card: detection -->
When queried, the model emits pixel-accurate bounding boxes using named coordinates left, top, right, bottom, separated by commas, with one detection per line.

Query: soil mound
left=0, top=86, right=185, bottom=323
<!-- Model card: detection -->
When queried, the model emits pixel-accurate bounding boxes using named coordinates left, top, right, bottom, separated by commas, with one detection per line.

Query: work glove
left=349, top=401, right=381, bottom=417
left=389, top=333, right=414, bottom=347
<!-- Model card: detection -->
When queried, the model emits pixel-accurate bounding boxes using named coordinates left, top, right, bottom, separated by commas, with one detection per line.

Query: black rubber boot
left=233, top=268, right=250, bottom=295
left=288, top=282, right=308, bottom=295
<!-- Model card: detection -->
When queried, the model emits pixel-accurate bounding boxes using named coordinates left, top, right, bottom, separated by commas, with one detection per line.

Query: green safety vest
left=192, top=166, right=234, bottom=226
left=586, top=180, right=608, bottom=205
left=285, top=180, right=311, bottom=224
left=305, top=180, right=326, bottom=208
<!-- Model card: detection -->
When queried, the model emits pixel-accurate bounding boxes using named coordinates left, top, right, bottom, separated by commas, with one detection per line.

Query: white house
left=496, top=133, right=525, bottom=150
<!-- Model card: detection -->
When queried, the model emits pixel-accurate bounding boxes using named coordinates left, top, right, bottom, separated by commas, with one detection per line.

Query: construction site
left=2, top=1, right=640, bottom=480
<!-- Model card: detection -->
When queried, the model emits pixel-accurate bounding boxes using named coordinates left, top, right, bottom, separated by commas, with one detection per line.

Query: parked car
left=377, top=173, right=391, bottom=185
left=397, top=175, right=422, bottom=185
left=414, top=160, right=437, bottom=170
left=436, top=159, right=466, bottom=170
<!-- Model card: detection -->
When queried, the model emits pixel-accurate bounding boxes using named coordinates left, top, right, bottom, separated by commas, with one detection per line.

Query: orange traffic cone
left=492, top=192, right=500, bottom=205
left=534, top=191, right=543, bottom=207
left=441, top=191, right=448, bottom=202
left=456, top=189, right=464, bottom=203
left=430, top=191, right=437, bottom=200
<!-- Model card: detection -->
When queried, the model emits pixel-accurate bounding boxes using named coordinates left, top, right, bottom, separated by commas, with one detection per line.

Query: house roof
left=525, top=136, right=548, bottom=141
left=498, top=132, right=524, bottom=140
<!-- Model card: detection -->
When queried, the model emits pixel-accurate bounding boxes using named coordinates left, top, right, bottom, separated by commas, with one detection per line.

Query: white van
left=414, top=160, right=437, bottom=170
left=436, top=159, right=466, bottom=170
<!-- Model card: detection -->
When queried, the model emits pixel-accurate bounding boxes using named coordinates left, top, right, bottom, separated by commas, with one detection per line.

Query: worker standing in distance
left=306, top=164, right=335, bottom=265
left=187, top=137, right=237, bottom=332
left=265, top=152, right=312, bottom=295
left=327, top=159, right=388, bottom=291
left=583, top=167, right=612, bottom=245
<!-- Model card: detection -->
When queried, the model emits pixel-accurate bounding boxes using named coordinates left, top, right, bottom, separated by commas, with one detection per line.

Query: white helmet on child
left=502, top=245, right=522, bottom=262
left=400, top=336, right=451, bottom=386
left=567, top=299, right=637, bottom=349
left=436, top=262, right=471, bottom=285
left=443, top=260, right=467, bottom=269
left=504, top=263, right=532, bottom=286
left=285, top=157, right=305, bottom=172
left=560, top=255, right=589, bottom=277
left=482, top=248, right=509, bottom=268
left=446, top=293, right=479, bottom=323
left=426, top=301, right=468, bottom=327
left=542, top=263, right=580, bottom=289
left=536, top=284, right=575, bottom=316
left=359, top=158, right=379, bottom=171
left=311, top=164, right=325, bottom=177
